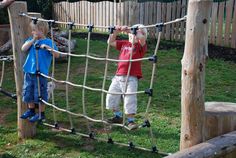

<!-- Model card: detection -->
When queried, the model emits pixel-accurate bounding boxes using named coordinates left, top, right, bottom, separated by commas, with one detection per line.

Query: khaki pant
left=106, top=75, right=138, bottom=114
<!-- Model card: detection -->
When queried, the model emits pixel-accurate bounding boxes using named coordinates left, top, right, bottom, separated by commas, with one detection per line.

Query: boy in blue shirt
left=20, top=20, right=60, bottom=123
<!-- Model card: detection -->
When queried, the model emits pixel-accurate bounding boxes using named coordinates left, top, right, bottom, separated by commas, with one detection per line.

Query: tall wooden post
left=180, top=0, right=212, bottom=150
left=8, top=2, right=36, bottom=139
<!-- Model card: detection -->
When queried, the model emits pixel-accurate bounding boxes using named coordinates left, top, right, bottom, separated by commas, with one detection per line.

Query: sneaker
left=29, top=113, right=45, bottom=123
left=107, top=116, right=123, bottom=124
left=20, top=109, right=35, bottom=119
left=127, top=121, right=138, bottom=130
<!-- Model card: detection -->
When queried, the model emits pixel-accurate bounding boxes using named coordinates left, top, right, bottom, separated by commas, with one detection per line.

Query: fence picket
left=210, top=3, right=218, bottom=44
left=231, top=0, right=236, bottom=48
left=52, top=1, right=236, bottom=48
left=217, top=2, right=225, bottom=46
left=224, top=0, right=234, bottom=46
left=165, top=3, right=171, bottom=40
left=180, top=0, right=187, bottom=41
left=175, top=0, right=181, bottom=40
left=171, top=1, right=176, bottom=41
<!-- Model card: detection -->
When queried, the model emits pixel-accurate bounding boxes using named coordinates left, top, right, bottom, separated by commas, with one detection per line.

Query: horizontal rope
left=141, top=16, right=187, bottom=29
left=0, top=55, right=13, bottom=62
left=19, top=12, right=186, bottom=30
left=39, top=73, right=145, bottom=95
left=41, top=99, right=134, bottom=131
left=43, top=47, right=151, bottom=62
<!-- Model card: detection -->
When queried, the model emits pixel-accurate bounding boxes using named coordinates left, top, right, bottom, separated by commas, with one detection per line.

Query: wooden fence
left=53, top=0, right=236, bottom=48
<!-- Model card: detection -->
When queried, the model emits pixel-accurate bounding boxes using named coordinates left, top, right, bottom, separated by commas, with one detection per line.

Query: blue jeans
left=22, top=73, right=48, bottom=104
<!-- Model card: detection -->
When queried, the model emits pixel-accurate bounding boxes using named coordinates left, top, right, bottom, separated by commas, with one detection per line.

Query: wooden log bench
left=204, top=102, right=236, bottom=141
left=166, top=102, right=236, bottom=158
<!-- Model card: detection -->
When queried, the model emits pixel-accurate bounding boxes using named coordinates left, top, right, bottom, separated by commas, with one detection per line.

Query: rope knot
left=87, top=24, right=94, bottom=32
left=32, top=17, right=38, bottom=24
left=108, top=26, right=115, bottom=34
left=156, top=23, right=164, bottom=32
left=67, top=22, right=74, bottom=30
left=48, top=20, right=55, bottom=29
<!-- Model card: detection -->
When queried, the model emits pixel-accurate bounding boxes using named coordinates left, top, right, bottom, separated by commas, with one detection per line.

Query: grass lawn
left=0, top=33, right=235, bottom=158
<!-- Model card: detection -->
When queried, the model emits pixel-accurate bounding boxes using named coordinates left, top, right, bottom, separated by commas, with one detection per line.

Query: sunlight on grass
left=0, top=33, right=235, bottom=157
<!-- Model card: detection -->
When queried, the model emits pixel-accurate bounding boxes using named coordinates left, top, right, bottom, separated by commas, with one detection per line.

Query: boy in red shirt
left=106, top=24, right=147, bottom=130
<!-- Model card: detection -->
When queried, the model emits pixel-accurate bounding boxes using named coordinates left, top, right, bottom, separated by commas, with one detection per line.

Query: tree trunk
left=180, top=0, right=212, bottom=150
left=8, top=2, right=40, bottom=139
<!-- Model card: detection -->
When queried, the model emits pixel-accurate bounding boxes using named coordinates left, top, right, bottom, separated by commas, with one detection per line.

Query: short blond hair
left=30, top=20, right=49, bottom=35
left=132, top=24, right=148, bottom=39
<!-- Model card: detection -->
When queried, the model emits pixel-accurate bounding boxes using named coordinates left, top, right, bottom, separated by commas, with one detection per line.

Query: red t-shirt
left=115, top=40, right=147, bottom=79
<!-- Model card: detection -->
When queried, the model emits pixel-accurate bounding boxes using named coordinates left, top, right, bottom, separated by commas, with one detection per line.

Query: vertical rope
left=35, top=47, right=42, bottom=118
left=121, top=33, right=136, bottom=147
left=101, top=33, right=113, bottom=139
left=65, top=28, right=74, bottom=130
left=122, top=34, right=135, bottom=126
left=145, top=31, right=162, bottom=116
left=101, top=39, right=110, bottom=121
left=145, top=30, right=162, bottom=148
left=50, top=25, right=58, bottom=126
left=0, top=61, right=5, bottom=87
left=82, top=30, right=92, bottom=134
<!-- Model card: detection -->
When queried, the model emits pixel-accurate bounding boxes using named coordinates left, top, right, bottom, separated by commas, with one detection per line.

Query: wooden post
left=204, top=102, right=236, bottom=141
left=180, top=0, right=212, bottom=150
left=8, top=1, right=36, bottom=139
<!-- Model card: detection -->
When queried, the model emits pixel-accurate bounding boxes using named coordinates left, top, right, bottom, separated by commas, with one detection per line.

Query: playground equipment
left=4, top=0, right=236, bottom=157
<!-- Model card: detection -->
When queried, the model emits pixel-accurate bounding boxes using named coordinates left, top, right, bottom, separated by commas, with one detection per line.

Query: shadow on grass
left=0, top=153, right=16, bottom=158
left=38, top=118, right=179, bottom=152
left=35, top=125, right=165, bottom=158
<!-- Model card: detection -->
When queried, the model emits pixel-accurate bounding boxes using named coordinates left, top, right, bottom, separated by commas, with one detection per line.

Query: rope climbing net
left=18, top=12, right=186, bottom=155
left=0, top=55, right=16, bottom=99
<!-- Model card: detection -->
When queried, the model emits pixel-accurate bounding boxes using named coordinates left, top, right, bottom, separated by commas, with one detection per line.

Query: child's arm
left=40, top=44, right=60, bottom=58
left=107, top=28, right=119, bottom=47
left=107, top=26, right=129, bottom=47
left=21, top=38, right=36, bottom=52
